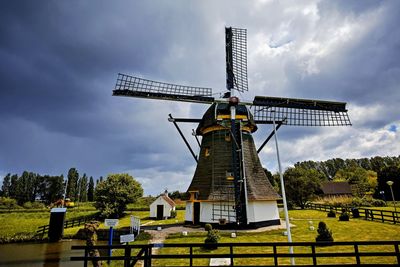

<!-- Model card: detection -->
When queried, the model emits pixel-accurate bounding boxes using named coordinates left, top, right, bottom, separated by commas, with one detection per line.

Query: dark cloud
left=0, top=1, right=399, bottom=194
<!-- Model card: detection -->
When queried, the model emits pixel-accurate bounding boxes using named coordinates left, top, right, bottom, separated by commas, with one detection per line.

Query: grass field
left=149, top=209, right=400, bottom=266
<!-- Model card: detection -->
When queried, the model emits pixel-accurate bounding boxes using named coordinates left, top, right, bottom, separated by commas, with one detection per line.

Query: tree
left=66, top=168, right=79, bottom=201
left=334, top=167, right=370, bottom=197
left=79, top=174, right=88, bottom=202
left=1, top=173, right=11, bottom=197
left=376, top=165, right=400, bottom=201
left=88, top=176, right=95, bottom=202
left=283, top=167, right=325, bottom=209
left=94, top=173, right=143, bottom=218
left=9, top=174, right=18, bottom=199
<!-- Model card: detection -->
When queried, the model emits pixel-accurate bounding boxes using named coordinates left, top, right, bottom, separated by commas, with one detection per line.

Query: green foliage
left=170, top=210, right=177, bottom=218
left=1, top=174, right=11, bottom=197
left=334, top=167, right=371, bottom=197
left=283, top=166, right=325, bottom=209
left=316, top=221, right=334, bottom=242
left=376, top=165, right=400, bottom=201
left=0, top=197, right=20, bottom=210
left=94, top=173, right=143, bottom=218
left=339, top=209, right=350, bottom=221
left=204, top=223, right=212, bottom=232
left=327, top=209, right=336, bottom=218
left=66, top=168, right=79, bottom=201
left=351, top=197, right=387, bottom=208
left=205, top=229, right=220, bottom=244
left=88, top=176, right=95, bottom=202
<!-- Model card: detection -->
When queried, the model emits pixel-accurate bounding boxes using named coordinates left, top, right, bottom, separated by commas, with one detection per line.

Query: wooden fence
left=71, top=240, right=400, bottom=266
left=305, top=203, right=399, bottom=224
left=36, top=213, right=99, bottom=236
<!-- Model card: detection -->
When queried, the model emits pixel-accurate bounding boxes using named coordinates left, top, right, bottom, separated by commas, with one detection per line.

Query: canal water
left=0, top=239, right=96, bottom=266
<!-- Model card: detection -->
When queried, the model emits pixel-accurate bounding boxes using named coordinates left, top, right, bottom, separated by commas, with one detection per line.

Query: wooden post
left=124, top=245, right=131, bottom=267
left=273, top=245, right=278, bottom=266
left=354, top=244, right=360, bottom=265
left=311, top=245, right=317, bottom=266
left=230, top=244, right=234, bottom=266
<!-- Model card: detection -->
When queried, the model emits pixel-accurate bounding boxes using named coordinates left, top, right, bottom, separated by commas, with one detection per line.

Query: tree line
left=1, top=168, right=102, bottom=205
left=266, top=155, right=400, bottom=208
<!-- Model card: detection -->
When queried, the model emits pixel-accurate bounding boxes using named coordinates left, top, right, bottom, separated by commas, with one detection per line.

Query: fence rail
left=71, top=241, right=400, bottom=266
left=306, top=203, right=399, bottom=224
left=36, top=213, right=99, bottom=236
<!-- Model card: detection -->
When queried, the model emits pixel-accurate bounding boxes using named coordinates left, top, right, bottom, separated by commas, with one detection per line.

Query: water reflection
left=0, top=240, right=87, bottom=267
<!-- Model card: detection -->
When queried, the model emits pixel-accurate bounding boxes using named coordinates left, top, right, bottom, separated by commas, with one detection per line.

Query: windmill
left=113, top=27, right=351, bottom=228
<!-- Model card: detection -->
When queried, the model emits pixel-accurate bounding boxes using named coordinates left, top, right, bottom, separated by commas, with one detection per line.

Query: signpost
left=105, top=219, right=119, bottom=265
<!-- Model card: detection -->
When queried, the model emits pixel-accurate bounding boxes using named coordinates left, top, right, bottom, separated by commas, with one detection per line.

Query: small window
left=204, top=147, right=210, bottom=157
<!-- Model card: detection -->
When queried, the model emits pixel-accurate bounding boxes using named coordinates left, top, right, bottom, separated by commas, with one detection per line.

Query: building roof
left=188, top=103, right=280, bottom=201
left=321, top=181, right=352, bottom=195
left=160, top=194, right=176, bottom=207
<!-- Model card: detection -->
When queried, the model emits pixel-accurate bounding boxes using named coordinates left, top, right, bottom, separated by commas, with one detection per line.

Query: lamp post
left=386, top=181, right=397, bottom=220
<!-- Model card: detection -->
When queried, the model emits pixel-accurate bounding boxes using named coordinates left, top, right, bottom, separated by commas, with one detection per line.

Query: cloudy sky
left=1, top=0, right=399, bottom=196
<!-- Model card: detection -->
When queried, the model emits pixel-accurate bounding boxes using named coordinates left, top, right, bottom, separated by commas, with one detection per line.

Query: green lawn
left=0, top=209, right=97, bottom=242
left=151, top=209, right=400, bottom=266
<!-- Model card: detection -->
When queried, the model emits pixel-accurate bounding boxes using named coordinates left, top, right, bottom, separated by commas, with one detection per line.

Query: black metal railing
left=71, top=241, right=400, bottom=266
left=305, top=203, right=399, bottom=224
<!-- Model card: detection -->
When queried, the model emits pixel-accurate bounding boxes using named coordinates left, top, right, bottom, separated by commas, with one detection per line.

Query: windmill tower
left=113, top=27, right=351, bottom=228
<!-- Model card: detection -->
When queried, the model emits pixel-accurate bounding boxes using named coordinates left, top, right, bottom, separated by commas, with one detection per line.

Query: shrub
left=205, top=229, right=220, bottom=243
left=170, top=210, right=177, bottom=218
left=204, top=223, right=220, bottom=249
left=327, top=208, right=336, bottom=218
left=0, top=197, right=20, bottom=210
left=23, top=202, right=33, bottom=209
left=204, top=223, right=212, bottom=232
left=339, top=208, right=350, bottom=221
left=316, top=221, right=333, bottom=242
left=371, top=199, right=386, bottom=207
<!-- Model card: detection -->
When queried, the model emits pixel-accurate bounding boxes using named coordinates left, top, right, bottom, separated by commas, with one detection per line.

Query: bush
left=371, top=199, right=386, bottom=207
left=22, top=202, right=33, bottom=209
left=204, top=223, right=212, bottom=232
left=316, top=221, right=333, bottom=242
left=204, top=223, right=220, bottom=249
left=327, top=208, right=336, bottom=218
left=0, top=197, right=20, bottom=210
left=170, top=210, right=177, bottom=218
left=339, top=208, right=350, bottom=221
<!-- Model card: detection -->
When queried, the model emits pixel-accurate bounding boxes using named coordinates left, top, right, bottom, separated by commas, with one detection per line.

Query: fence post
left=395, top=243, right=400, bottom=265
left=124, top=245, right=131, bottom=267
left=273, top=245, right=278, bottom=266
left=189, top=246, right=193, bottom=267
left=354, top=244, right=360, bottom=265
left=83, top=247, right=88, bottom=267
left=311, top=245, right=317, bottom=266
left=230, top=244, right=234, bottom=266
left=393, top=212, right=396, bottom=224
left=381, top=211, right=384, bottom=223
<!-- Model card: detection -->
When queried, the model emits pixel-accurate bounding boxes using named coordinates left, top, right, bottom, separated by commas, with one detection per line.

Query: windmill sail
left=251, top=96, right=351, bottom=126
left=113, top=73, right=214, bottom=104
left=226, top=27, right=248, bottom=92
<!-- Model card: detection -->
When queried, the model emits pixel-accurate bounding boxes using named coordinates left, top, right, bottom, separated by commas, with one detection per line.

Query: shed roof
left=321, top=181, right=352, bottom=195
left=160, top=194, right=176, bottom=207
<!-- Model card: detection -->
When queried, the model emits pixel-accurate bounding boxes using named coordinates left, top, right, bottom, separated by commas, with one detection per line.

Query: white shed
left=150, top=194, right=176, bottom=219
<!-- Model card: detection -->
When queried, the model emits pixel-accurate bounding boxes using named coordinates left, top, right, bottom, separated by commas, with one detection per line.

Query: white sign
left=120, top=234, right=135, bottom=243
left=104, top=219, right=119, bottom=227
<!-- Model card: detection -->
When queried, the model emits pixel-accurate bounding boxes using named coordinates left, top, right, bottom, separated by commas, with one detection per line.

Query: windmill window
left=204, top=147, right=210, bottom=157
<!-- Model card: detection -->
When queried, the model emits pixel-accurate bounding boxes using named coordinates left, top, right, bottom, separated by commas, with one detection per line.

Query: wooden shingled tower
left=113, top=27, right=351, bottom=228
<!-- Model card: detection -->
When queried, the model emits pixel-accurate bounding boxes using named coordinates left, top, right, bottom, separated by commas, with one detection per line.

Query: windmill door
left=193, top=202, right=200, bottom=224
left=157, top=205, right=164, bottom=220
